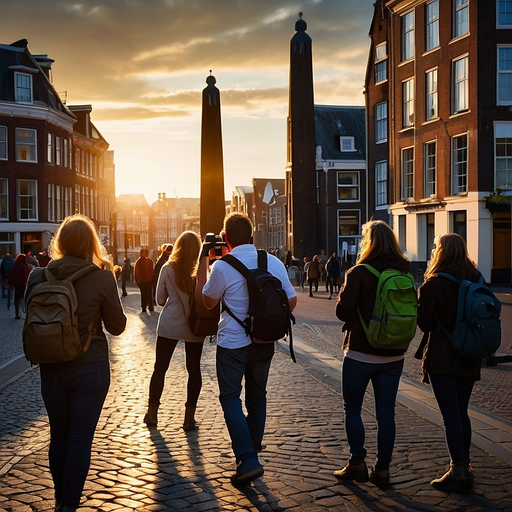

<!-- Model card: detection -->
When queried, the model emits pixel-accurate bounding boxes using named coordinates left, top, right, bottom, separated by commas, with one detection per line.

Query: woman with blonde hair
left=417, top=233, right=482, bottom=492
left=143, top=230, right=205, bottom=430
left=25, top=214, right=126, bottom=512
left=334, top=220, right=410, bottom=488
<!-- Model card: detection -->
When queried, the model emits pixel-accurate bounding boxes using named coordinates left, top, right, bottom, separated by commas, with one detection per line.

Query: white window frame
left=339, top=137, right=356, bottom=152
left=374, top=42, right=388, bottom=84
left=426, top=69, right=438, bottom=120
left=453, top=0, right=469, bottom=39
left=452, top=56, right=469, bottom=114
left=375, top=161, right=388, bottom=207
left=0, top=178, right=8, bottom=220
left=424, top=141, right=437, bottom=197
left=376, top=101, right=388, bottom=143
left=402, top=11, right=415, bottom=61
left=56, top=136, right=61, bottom=166
left=403, top=78, right=415, bottom=127
left=452, top=133, right=468, bottom=195
left=337, top=172, right=359, bottom=201
left=47, top=132, right=54, bottom=164
left=17, top=179, right=38, bottom=221
left=0, top=126, right=7, bottom=160
left=426, top=1, right=440, bottom=51
left=498, top=0, right=512, bottom=28
left=495, top=122, right=512, bottom=189
left=16, top=128, right=37, bottom=163
left=402, top=147, right=415, bottom=200
left=14, top=72, right=33, bottom=104
left=498, top=46, right=512, bottom=105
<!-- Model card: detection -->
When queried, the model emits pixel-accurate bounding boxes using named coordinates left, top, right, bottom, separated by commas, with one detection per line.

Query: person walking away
left=24, top=214, right=126, bottom=512
left=1, top=252, right=14, bottom=305
left=300, top=256, right=308, bottom=289
left=121, top=257, right=131, bottom=296
left=326, top=252, right=342, bottom=300
left=8, top=253, right=31, bottom=319
left=306, top=255, right=320, bottom=297
left=134, top=248, right=154, bottom=313
left=199, top=212, right=297, bottom=486
left=152, top=243, right=173, bottom=304
left=334, top=220, right=410, bottom=488
left=143, top=232, right=204, bottom=430
left=416, top=233, right=481, bottom=492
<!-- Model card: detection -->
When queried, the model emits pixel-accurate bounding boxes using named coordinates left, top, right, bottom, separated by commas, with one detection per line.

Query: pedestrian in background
left=416, top=233, right=481, bottom=492
left=334, top=220, right=410, bottom=488
left=326, top=252, right=342, bottom=300
left=121, top=257, right=131, bottom=297
left=143, top=232, right=204, bottom=430
left=152, top=243, right=173, bottom=304
left=199, top=212, right=297, bottom=487
left=1, top=252, right=14, bottom=304
left=25, top=214, right=126, bottom=512
left=306, top=255, right=320, bottom=297
left=134, top=248, right=154, bottom=313
left=7, top=253, right=31, bottom=319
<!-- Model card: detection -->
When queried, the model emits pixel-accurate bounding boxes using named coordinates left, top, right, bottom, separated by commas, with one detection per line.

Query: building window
left=451, top=211, right=467, bottom=241
left=375, top=42, right=387, bottom=83
left=18, top=179, right=38, bottom=220
left=376, top=161, right=388, bottom=207
left=337, top=172, right=359, bottom=201
left=0, top=126, right=6, bottom=160
left=402, top=11, right=415, bottom=61
left=498, top=0, right=512, bottom=27
left=56, top=136, right=61, bottom=166
left=63, top=138, right=68, bottom=168
left=398, top=215, right=407, bottom=252
left=424, top=141, right=437, bottom=197
left=0, top=178, right=7, bottom=220
left=403, top=78, right=415, bottom=127
left=452, top=56, right=468, bottom=114
left=14, top=72, right=33, bottom=103
left=498, top=46, right=512, bottom=105
left=338, top=211, right=360, bottom=240
left=453, top=0, right=469, bottom=39
left=16, top=128, right=37, bottom=162
left=452, top=134, right=468, bottom=194
left=426, top=69, right=438, bottom=120
left=402, top=147, right=414, bottom=199
left=376, top=102, right=388, bottom=143
left=495, top=123, right=512, bottom=188
left=426, top=1, right=440, bottom=51
left=340, top=137, right=356, bottom=152
left=47, top=132, right=54, bottom=164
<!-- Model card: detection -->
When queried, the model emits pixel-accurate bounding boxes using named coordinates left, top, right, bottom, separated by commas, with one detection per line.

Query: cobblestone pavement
left=1, top=285, right=512, bottom=511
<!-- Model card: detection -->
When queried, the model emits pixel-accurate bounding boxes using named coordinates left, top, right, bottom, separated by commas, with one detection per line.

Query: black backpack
left=222, top=250, right=296, bottom=362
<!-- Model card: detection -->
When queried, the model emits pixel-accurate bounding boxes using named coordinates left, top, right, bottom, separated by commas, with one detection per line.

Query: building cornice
left=0, top=101, right=75, bottom=131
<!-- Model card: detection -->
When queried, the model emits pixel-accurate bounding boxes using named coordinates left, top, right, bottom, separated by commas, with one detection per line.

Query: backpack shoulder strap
left=360, top=263, right=381, bottom=279
left=257, top=249, right=268, bottom=271
left=45, top=264, right=97, bottom=284
left=436, top=272, right=461, bottom=285
left=221, top=254, right=251, bottom=278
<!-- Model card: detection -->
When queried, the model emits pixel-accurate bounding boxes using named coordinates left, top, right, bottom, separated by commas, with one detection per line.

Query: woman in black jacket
left=417, top=233, right=482, bottom=492
left=334, top=220, right=410, bottom=488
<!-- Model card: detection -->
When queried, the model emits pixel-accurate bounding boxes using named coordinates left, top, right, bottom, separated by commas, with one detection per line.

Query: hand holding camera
left=201, top=233, right=228, bottom=260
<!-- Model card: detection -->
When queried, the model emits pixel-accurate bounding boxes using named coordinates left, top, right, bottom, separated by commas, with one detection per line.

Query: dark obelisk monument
left=200, top=71, right=225, bottom=237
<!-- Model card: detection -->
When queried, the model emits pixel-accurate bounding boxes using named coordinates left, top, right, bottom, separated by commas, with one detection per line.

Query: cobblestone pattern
left=0, top=293, right=511, bottom=511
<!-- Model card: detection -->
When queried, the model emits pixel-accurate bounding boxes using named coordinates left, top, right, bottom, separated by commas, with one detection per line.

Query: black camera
left=204, top=233, right=227, bottom=258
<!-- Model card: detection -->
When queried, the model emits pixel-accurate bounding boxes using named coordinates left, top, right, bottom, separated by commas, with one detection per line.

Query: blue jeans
left=40, top=360, right=110, bottom=508
left=216, top=343, right=274, bottom=472
left=342, top=357, right=404, bottom=470
left=429, top=374, right=475, bottom=466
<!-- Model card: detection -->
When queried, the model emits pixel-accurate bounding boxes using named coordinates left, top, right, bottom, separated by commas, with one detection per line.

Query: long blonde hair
left=424, top=233, right=479, bottom=281
left=357, top=220, right=407, bottom=265
left=167, top=231, right=201, bottom=294
left=49, top=214, right=112, bottom=270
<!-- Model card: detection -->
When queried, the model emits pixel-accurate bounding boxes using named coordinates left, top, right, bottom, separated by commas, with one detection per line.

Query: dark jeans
left=148, top=336, right=204, bottom=407
left=342, top=356, right=404, bottom=470
left=429, top=373, right=476, bottom=466
left=13, top=284, right=25, bottom=317
left=40, top=360, right=110, bottom=509
left=137, top=282, right=153, bottom=311
left=216, top=343, right=274, bottom=472
left=308, top=277, right=318, bottom=295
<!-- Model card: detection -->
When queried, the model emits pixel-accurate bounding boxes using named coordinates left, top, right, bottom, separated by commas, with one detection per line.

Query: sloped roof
left=314, top=105, right=366, bottom=161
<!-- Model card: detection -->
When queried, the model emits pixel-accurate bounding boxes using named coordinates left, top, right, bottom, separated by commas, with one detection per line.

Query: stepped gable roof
left=314, top=105, right=366, bottom=161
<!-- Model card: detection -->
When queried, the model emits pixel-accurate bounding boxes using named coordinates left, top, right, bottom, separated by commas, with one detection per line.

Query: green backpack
left=357, top=264, right=418, bottom=350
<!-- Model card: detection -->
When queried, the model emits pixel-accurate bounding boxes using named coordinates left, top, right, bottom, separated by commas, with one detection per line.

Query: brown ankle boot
left=182, top=406, right=197, bottom=431
left=143, top=404, right=159, bottom=426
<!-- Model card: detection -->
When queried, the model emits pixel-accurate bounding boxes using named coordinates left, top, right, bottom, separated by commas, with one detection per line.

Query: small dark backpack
left=222, top=250, right=296, bottom=362
left=23, top=265, right=98, bottom=364
left=436, top=273, right=502, bottom=359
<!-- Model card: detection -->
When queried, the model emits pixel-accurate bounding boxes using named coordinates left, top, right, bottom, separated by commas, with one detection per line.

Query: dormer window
left=340, top=136, right=356, bottom=152
left=14, top=72, right=33, bottom=104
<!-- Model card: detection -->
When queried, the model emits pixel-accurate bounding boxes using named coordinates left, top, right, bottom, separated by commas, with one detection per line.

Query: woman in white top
left=143, top=231, right=204, bottom=430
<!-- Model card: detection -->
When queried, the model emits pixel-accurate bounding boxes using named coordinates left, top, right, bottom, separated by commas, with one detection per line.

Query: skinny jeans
left=342, top=356, right=404, bottom=470
left=40, top=360, right=110, bottom=509
left=148, top=336, right=204, bottom=408
left=429, top=373, right=475, bottom=466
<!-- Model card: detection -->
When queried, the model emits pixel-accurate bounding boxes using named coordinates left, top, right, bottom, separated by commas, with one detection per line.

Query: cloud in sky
left=1, top=0, right=374, bottom=203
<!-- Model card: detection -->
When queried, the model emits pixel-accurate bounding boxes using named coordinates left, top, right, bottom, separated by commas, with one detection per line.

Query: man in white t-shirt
left=199, top=212, right=297, bottom=487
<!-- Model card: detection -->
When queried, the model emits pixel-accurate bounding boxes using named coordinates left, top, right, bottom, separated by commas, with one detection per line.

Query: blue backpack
left=436, top=273, right=502, bottom=359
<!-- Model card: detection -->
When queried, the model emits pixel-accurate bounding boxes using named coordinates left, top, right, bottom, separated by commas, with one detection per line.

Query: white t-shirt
left=203, top=244, right=297, bottom=349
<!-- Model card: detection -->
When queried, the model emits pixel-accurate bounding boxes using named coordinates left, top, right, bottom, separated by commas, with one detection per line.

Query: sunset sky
left=1, top=0, right=374, bottom=204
